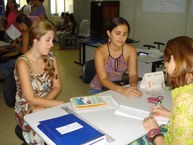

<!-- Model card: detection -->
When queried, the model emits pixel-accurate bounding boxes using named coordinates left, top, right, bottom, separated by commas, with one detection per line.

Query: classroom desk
left=24, top=87, right=171, bottom=145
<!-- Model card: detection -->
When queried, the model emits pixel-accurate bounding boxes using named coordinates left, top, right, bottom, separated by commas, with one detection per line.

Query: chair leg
left=15, top=125, right=27, bottom=143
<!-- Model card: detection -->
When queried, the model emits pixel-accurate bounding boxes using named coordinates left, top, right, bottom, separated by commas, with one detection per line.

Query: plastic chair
left=143, top=44, right=156, bottom=50
left=82, top=60, right=129, bottom=87
left=154, top=42, right=165, bottom=50
left=63, top=20, right=90, bottom=49
left=63, top=27, right=78, bottom=49
left=2, top=71, right=27, bottom=144
left=82, top=60, right=96, bottom=83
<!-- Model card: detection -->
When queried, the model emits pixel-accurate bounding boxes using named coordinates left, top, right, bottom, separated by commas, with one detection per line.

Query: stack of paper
left=38, top=114, right=106, bottom=145
left=115, top=105, right=169, bottom=125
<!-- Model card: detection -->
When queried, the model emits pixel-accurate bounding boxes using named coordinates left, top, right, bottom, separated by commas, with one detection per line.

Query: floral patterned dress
left=14, top=54, right=54, bottom=145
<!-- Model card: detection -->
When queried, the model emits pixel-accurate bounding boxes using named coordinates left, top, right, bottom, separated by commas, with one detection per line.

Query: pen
left=154, top=99, right=162, bottom=109
left=149, top=99, right=162, bottom=117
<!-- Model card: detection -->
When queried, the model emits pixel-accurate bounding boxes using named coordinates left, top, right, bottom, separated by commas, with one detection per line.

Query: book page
left=115, top=105, right=169, bottom=125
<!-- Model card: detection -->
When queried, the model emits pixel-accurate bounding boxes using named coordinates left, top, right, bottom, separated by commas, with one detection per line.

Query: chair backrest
left=82, top=60, right=96, bottom=83
left=78, top=20, right=90, bottom=38
left=2, top=71, right=17, bottom=108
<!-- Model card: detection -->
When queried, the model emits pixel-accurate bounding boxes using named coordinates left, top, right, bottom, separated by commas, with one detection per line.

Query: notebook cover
left=38, top=114, right=105, bottom=145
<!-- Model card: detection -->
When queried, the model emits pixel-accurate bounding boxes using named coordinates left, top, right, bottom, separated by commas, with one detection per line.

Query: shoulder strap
left=17, top=55, right=32, bottom=69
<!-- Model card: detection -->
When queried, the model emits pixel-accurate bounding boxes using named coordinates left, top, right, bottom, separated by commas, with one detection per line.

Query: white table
left=24, top=87, right=171, bottom=145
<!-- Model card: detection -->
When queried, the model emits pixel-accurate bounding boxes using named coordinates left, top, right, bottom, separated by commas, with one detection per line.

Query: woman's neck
left=108, top=42, right=122, bottom=51
left=27, top=49, right=42, bottom=63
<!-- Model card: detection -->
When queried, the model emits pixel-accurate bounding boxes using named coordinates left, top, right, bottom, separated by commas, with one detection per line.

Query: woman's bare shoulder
left=96, top=43, right=107, bottom=51
left=124, top=43, right=137, bottom=52
left=95, top=43, right=108, bottom=55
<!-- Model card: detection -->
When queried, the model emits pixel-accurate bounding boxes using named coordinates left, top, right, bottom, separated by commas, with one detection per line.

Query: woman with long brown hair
left=14, top=20, right=64, bottom=144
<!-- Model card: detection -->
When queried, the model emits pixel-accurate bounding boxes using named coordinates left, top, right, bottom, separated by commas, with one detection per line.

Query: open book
left=70, top=95, right=119, bottom=111
left=115, top=105, right=169, bottom=125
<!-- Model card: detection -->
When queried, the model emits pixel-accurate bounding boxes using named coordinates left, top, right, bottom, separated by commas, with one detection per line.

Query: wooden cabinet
left=90, top=1, right=120, bottom=40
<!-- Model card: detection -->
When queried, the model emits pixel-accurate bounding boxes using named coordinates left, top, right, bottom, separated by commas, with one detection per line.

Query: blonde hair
left=164, top=36, right=193, bottom=89
left=29, top=20, right=58, bottom=79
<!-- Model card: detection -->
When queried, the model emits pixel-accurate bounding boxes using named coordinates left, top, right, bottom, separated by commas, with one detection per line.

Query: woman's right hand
left=150, top=105, right=170, bottom=118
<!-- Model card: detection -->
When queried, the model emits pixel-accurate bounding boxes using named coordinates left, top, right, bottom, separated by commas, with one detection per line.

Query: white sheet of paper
left=6, top=24, right=21, bottom=40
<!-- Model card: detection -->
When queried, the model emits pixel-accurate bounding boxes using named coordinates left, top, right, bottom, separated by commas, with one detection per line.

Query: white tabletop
left=24, top=87, right=171, bottom=145
left=0, top=41, right=10, bottom=47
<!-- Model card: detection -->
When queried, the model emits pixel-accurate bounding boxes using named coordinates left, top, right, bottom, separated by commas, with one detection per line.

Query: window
left=4, top=0, right=26, bottom=10
left=50, top=0, right=73, bottom=16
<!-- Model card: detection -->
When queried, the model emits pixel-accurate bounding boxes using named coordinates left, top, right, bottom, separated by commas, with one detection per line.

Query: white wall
left=73, top=0, right=193, bottom=49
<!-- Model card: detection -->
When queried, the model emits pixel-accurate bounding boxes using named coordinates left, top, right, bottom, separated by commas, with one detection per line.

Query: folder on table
left=38, top=114, right=106, bottom=145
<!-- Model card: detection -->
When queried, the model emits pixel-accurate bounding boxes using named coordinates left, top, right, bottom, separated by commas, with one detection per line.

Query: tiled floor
left=0, top=43, right=90, bottom=145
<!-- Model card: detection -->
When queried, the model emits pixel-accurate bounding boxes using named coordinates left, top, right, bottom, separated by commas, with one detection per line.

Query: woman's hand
left=143, top=116, right=159, bottom=132
left=150, top=105, right=170, bottom=118
left=120, top=87, right=143, bottom=97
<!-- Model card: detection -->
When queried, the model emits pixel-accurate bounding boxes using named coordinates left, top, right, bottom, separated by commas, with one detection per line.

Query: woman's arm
left=16, top=59, right=64, bottom=109
left=13, top=31, right=29, bottom=53
left=2, top=13, right=7, bottom=29
left=143, top=117, right=165, bottom=145
left=127, top=45, right=138, bottom=87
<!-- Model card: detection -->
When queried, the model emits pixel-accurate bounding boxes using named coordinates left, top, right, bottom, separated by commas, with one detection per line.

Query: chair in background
left=63, top=19, right=90, bottom=49
left=153, top=41, right=165, bottom=50
left=63, top=26, right=78, bottom=49
left=82, top=59, right=96, bottom=83
left=143, top=44, right=156, bottom=50
left=143, top=42, right=165, bottom=50
left=2, top=71, right=27, bottom=145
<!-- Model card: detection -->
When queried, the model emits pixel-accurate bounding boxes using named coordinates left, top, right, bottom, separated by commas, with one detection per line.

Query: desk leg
left=74, top=43, right=83, bottom=65
left=152, top=61, right=164, bottom=72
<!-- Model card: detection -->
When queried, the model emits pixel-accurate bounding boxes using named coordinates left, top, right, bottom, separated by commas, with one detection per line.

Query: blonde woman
left=14, top=20, right=64, bottom=144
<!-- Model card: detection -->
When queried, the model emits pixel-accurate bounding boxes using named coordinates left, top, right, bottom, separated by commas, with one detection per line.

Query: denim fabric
left=0, top=59, right=16, bottom=78
left=88, top=89, right=103, bottom=95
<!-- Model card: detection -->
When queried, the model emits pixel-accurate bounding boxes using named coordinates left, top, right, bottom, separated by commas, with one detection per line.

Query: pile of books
left=70, top=95, right=119, bottom=111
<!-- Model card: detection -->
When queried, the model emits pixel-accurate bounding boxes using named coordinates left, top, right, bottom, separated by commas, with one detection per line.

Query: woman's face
left=7, top=0, right=16, bottom=10
left=107, top=24, right=128, bottom=47
left=33, top=30, right=55, bottom=55
left=164, top=55, right=176, bottom=76
left=17, top=23, right=28, bottom=31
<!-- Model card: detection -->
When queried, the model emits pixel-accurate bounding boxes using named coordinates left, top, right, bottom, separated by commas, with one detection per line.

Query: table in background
left=24, top=87, right=171, bottom=145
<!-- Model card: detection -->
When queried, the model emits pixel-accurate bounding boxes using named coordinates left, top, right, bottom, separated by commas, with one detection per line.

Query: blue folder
left=38, top=114, right=105, bottom=145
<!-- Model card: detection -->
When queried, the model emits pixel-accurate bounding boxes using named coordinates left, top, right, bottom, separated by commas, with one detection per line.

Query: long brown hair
left=164, top=36, right=193, bottom=89
left=29, top=20, right=57, bottom=79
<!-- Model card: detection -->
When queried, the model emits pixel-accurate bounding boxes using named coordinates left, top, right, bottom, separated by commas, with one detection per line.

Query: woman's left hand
left=122, top=87, right=143, bottom=97
left=143, top=116, right=159, bottom=132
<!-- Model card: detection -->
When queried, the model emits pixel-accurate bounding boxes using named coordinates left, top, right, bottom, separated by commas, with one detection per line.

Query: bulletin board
left=143, top=0, right=186, bottom=13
